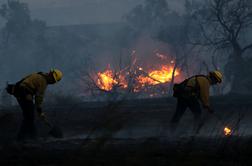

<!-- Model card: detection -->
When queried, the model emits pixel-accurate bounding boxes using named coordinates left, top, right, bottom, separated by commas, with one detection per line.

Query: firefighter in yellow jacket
left=171, top=70, right=222, bottom=129
left=14, top=69, right=63, bottom=141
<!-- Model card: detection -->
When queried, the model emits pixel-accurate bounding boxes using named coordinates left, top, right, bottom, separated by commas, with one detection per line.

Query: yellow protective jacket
left=19, top=73, right=48, bottom=109
left=186, top=75, right=211, bottom=108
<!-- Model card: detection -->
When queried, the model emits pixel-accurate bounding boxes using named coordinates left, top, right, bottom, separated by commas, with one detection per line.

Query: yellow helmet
left=50, top=69, right=63, bottom=82
left=210, top=70, right=222, bottom=83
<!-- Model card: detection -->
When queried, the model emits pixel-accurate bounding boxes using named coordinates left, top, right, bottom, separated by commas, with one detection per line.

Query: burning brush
left=95, top=64, right=180, bottom=92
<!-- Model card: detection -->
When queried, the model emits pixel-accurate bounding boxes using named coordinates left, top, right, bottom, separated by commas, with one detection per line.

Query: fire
left=96, top=64, right=180, bottom=92
left=137, top=66, right=179, bottom=85
left=90, top=49, right=185, bottom=94
left=97, top=68, right=127, bottom=91
left=94, top=50, right=181, bottom=94
left=224, top=127, right=232, bottom=136
left=97, top=69, right=116, bottom=91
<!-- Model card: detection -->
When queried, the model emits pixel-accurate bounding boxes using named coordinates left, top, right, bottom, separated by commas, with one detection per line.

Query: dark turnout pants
left=171, top=97, right=202, bottom=127
left=15, top=89, right=37, bottom=141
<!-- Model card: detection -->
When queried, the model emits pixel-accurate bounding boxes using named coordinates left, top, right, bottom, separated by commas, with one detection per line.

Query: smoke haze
left=16, top=0, right=185, bottom=25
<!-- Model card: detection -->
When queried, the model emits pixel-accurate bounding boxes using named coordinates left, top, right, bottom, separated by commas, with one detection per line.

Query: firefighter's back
left=19, top=73, right=47, bottom=94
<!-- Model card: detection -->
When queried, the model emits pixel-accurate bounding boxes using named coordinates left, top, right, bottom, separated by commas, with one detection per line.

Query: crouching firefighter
left=6, top=69, right=63, bottom=141
left=171, top=70, right=222, bottom=132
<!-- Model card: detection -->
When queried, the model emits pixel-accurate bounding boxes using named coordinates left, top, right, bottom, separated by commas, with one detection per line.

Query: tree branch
left=242, top=43, right=252, bottom=53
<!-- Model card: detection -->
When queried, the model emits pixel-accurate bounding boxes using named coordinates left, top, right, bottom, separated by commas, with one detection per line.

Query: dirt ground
left=0, top=95, right=252, bottom=165
left=1, top=136, right=252, bottom=166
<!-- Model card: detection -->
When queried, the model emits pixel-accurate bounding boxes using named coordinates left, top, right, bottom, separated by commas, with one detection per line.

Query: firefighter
left=13, top=69, right=63, bottom=141
left=171, top=70, right=222, bottom=131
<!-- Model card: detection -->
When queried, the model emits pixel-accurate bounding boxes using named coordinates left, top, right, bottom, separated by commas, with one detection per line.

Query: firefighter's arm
left=35, top=81, right=47, bottom=116
left=199, top=79, right=213, bottom=113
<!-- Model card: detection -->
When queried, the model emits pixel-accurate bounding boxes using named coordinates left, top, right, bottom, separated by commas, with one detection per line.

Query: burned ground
left=0, top=95, right=252, bottom=165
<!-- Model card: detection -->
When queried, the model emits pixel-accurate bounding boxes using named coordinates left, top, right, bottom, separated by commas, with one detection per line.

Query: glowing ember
left=224, top=127, right=232, bottom=136
left=137, top=66, right=179, bottom=85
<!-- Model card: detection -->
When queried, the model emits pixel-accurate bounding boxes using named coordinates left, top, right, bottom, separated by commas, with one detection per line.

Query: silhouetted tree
left=0, top=0, right=31, bottom=46
left=193, top=0, right=252, bottom=94
left=0, top=0, right=48, bottom=75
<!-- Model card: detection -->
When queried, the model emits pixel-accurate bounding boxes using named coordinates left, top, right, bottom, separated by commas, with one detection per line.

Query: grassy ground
left=1, top=136, right=252, bottom=166
left=0, top=95, right=252, bottom=165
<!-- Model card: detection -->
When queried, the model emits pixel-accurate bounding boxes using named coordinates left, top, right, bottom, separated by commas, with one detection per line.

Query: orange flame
left=137, top=66, right=179, bottom=85
left=224, top=127, right=232, bottom=136
left=97, top=69, right=116, bottom=91
left=97, top=68, right=127, bottom=91
left=96, top=64, right=180, bottom=92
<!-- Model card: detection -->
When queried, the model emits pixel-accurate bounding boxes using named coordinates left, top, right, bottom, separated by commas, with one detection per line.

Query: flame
left=97, top=68, right=127, bottom=91
left=224, top=127, right=232, bottom=136
left=97, top=69, right=116, bottom=91
left=137, top=66, right=179, bottom=85
left=95, top=64, right=180, bottom=92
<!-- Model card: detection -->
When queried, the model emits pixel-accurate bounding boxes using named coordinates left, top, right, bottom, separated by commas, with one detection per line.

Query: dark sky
left=1, top=0, right=185, bottom=26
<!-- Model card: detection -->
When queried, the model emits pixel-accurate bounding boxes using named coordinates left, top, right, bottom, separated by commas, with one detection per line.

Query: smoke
left=18, top=0, right=145, bottom=25
left=1, top=0, right=246, bottom=100
left=0, top=0, right=192, bottom=98
left=17, top=0, right=188, bottom=25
